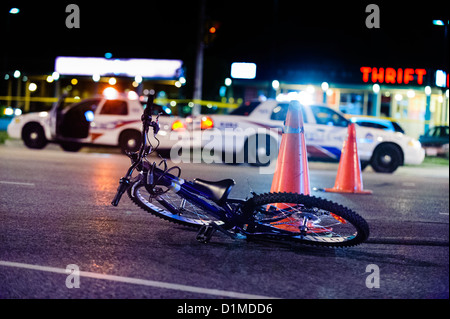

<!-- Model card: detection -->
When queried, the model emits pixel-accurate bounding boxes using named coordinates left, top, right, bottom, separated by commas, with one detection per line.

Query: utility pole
left=193, top=0, right=206, bottom=116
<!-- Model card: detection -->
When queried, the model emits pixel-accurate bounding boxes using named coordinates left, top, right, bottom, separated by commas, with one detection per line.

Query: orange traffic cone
left=270, top=100, right=310, bottom=196
left=324, top=123, right=372, bottom=194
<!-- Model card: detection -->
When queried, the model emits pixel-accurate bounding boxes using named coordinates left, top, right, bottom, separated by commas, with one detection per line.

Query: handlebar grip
left=144, top=94, right=156, bottom=117
left=111, top=178, right=131, bottom=206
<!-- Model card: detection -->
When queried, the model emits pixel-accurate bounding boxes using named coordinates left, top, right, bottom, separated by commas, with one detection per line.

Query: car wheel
left=119, top=130, right=142, bottom=154
left=370, top=143, right=403, bottom=173
left=60, top=142, right=83, bottom=152
left=360, top=161, right=370, bottom=171
left=22, top=123, right=48, bottom=149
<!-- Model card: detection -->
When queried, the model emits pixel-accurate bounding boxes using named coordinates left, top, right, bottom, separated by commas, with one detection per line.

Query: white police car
left=7, top=89, right=177, bottom=153
left=171, top=99, right=425, bottom=173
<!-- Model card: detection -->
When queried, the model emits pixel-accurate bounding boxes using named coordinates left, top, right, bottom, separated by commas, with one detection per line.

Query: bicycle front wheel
left=242, top=192, right=369, bottom=247
left=128, top=183, right=223, bottom=228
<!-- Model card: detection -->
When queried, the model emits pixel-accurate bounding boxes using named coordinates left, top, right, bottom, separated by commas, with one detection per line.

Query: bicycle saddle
left=193, top=178, right=236, bottom=205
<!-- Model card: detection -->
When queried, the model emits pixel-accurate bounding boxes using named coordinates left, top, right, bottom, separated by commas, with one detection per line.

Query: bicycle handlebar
left=111, top=93, right=159, bottom=207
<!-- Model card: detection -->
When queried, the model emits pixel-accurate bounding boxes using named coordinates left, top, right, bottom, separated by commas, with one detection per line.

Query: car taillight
left=201, top=116, right=214, bottom=130
left=172, top=120, right=186, bottom=131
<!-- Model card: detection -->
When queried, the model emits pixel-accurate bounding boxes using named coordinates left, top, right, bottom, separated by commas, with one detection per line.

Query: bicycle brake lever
left=150, top=121, right=160, bottom=135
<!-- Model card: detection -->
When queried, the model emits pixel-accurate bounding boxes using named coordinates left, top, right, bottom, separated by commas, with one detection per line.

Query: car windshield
left=311, top=105, right=348, bottom=127
left=65, top=99, right=102, bottom=112
left=270, top=103, right=309, bottom=123
left=391, top=121, right=405, bottom=134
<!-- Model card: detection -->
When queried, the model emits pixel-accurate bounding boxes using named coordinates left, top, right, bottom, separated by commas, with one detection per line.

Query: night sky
left=1, top=0, right=449, bottom=77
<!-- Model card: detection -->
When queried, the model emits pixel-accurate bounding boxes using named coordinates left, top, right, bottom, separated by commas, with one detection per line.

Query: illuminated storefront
left=233, top=65, right=449, bottom=138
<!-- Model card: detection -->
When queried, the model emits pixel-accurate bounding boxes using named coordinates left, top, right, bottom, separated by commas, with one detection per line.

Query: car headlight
left=408, top=138, right=421, bottom=148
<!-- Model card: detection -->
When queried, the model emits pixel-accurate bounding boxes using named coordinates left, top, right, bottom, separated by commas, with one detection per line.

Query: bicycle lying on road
left=112, top=95, right=370, bottom=247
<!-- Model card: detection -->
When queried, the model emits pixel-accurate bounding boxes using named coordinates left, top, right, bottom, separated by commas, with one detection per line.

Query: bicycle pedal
left=196, top=225, right=216, bottom=243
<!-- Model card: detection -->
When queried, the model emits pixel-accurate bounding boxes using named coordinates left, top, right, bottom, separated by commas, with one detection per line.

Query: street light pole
left=193, top=0, right=206, bottom=116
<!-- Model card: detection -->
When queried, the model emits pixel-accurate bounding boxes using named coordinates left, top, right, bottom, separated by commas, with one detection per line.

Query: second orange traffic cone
left=324, top=123, right=372, bottom=194
left=270, top=100, right=310, bottom=196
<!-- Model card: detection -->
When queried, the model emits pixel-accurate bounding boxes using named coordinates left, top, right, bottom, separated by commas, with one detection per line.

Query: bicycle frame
left=112, top=95, right=244, bottom=228
left=147, top=163, right=245, bottom=225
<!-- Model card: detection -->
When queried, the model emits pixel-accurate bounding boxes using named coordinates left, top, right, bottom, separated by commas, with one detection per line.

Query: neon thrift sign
left=360, top=67, right=426, bottom=85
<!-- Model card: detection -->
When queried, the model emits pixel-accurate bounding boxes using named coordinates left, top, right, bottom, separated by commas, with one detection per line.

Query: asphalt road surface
left=0, top=142, right=448, bottom=300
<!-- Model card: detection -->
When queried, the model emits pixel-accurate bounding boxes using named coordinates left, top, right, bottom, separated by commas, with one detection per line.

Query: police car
left=171, top=99, right=425, bottom=173
left=7, top=89, right=177, bottom=153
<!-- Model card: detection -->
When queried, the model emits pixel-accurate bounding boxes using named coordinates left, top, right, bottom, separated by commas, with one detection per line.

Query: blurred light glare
left=127, top=91, right=139, bottom=100
left=435, top=70, right=447, bottom=87
left=407, top=90, right=415, bottom=98
left=52, top=72, right=60, bottom=81
left=395, top=93, right=403, bottom=101
left=108, top=77, right=117, bottom=85
left=321, top=82, right=329, bottom=91
left=425, top=86, right=432, bottom=96
left=4, top=107, right=14, bottom=116
left=103, top=87, right=119, bottom=100
left=15, top=108, right=22, bottom=116
left=84, top=110, right=95, bottom=122
left=13, top=70, right=21, bottom=78
left=28, top=83, right=37, bottom=92
left=306, top=85, right=315, bottom=94
left=46, top=75, right=54, bottom=83
left=231, top=62, right=257, bottom=79
left=71, top=78, right=78, bottom=85
left=372, top=84, right=380, bottom=93
left=272, top=80, right=280, bottom=90
left=9, top=8, right=20, bottom=14
left=276, top=91, right=313, bottom=105
left=92, top=74, right=101, bottom=82
left=225, top=78, right=232, bottom=86
left=55, top=56, right=183, bottom=79
left=135, top=75, right=143, bottom=83
left=432, top=20, right=444, bottom=26
left=175, top=81, right=182, bottom=88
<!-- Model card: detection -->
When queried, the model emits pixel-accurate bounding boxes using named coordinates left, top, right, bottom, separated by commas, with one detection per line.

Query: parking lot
left=0, top=141, right=448, bottom=299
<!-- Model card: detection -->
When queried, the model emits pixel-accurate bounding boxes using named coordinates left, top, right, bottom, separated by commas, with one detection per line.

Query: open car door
left=48, top=93, right=68, bottom=139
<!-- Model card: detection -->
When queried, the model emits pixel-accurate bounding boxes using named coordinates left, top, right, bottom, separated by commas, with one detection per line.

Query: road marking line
left=0, top=181, right=35, bottom=187
left=402, top=182, right=416, bottom=187
left=0, top=260, right=276, bottom=299
left=439, top=212, right=449, bottom=215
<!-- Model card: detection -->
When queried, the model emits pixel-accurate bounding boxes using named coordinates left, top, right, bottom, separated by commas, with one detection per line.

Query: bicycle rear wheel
left=128, top=183, right=223, bottom=228
left=242, top=192, right=369, bottom=247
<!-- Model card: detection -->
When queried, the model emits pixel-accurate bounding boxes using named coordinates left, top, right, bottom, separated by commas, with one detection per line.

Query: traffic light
left=204, top=20, right=220, bottom=46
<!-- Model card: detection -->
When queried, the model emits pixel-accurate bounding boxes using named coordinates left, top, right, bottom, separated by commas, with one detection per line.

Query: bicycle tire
left=242, top=192, right=369, bottom=247
left=128, top=182, right=223, bottom=228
